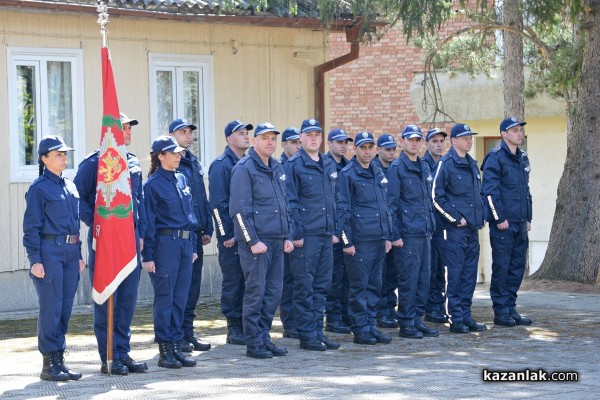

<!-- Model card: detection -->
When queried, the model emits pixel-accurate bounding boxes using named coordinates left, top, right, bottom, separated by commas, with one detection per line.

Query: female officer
left=142, top=136, right=198, bottom=369
left=23, top=135, right=86, bottom=381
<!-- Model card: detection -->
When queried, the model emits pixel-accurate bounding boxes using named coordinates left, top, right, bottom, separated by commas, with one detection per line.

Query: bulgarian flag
left=91, top=43, right=137, bottom=304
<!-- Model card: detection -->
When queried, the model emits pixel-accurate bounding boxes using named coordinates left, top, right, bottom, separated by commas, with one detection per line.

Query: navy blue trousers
left=279, top=253, right=296, bottom=331
left=489, top=222, right=528, bottom=316
left=217, top=241, right=245, bottom=318
left=326, top=243, right=349, bottom=323
left=238, top=239, right=284, bottom=347
left=182, top=244, right=204, bottom=338
left=436, top=229, right=479, bottom=324
left=426, top=231, right=447, bottom=315
left=289, top=235, right=333, bottom=341
left=394, top=236, right=431, bottom=327
left=149, top=234, right=193, bottom=343
left=344, top=240, right=386, bottom=333
left=377, top=250, right=398, bottom=318
left=31, top=238, right=80, bottom=355
left=88, top=233, right=141, bottom=361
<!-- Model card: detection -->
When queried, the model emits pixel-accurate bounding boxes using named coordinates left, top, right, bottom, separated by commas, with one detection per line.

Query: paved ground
left=0, top=285, right=598, bottom=399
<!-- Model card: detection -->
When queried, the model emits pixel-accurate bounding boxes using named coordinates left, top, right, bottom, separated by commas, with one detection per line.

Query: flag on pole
left=91, top=43, right=137, bottom=305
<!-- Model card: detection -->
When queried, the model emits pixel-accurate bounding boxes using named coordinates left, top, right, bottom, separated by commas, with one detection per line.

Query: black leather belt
left=157, top=229, right=192, bottom=240
left=41, top=234, right=79, bottom=244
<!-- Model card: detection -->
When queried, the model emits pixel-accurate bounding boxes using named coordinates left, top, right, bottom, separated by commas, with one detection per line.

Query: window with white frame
left=149, top=54, right=215, bottom=166
left=8, top=48, right=84, bottom=182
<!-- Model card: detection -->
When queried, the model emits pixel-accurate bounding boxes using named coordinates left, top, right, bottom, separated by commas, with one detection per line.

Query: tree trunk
left=533, top=0, right=600, bottom=284
left=502, top=0, right=525, bottom=121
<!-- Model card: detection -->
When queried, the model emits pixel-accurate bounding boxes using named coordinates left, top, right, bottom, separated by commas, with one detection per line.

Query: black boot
left=172, top=341, right=197, bottom=367
left=226, top=317, right=246, bottom=345
left=40, top=353, right=70, bottom=381
left=185, top=335, right=211, bottom=351
left=57, top=351, right=82, bottom=380
left=158, top=342, right=182, bottom=369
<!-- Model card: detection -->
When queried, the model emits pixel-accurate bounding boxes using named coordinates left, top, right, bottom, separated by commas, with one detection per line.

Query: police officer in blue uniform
left=423, top=128, right=450, bottom=324
left=388, top=126, right=438, bottom=339
left=142, top=136, right=198, bottom=369
left=277, top=127, right=301, bottom=339
left=74, top=113, right=148, bottom=375
left=482, top=117, right=533, bottom=327
left=230, top=122, right=294, bottom=359
left=336, top=132, right=393, bottom=345
left=168, top=118, right=214, bottom=352
left=278, top=127, right=301, bottom=164
left=324, top=128, right=353, bottom=335
left=372, top=133, right=400, bottom=329
left=208, top=119, right=253, bottom=346
left=24, top=136, right=85, bottom=381
left=432, top=124, right=487, bottom=334
left=285, top=118, right=339, bottom=351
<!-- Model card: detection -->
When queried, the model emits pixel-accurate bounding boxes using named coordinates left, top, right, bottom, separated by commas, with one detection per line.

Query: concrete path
left=0, top=285, right=598, bottom=399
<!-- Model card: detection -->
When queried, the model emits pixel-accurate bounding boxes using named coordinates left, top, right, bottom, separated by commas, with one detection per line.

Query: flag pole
left=97, top=0, right=114, bottom=376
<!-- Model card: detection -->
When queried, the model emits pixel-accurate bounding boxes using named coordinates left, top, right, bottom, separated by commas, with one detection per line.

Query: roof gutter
left=315, top=17, right=363, bottom=145
left=1, top=0, right=353, bottom=31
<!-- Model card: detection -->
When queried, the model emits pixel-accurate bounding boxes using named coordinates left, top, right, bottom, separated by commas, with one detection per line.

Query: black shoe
left=299, top=338, right=327, bottom=351
left=246, top=344, right=273, bottom=359
left=40, top=353, right=70, bottom=381
left=399, top=325, right=424, bottom=339
left=177, top=339, right=194, bottom=353
left=370, top=327, right=392, bottom=344
left=317, top=334, right=340, bottom=350
left=172, top=342, right=197, bottom=367
left=226, top=317, right=247, bottom=345
left=100, top=359, right=129, bottom=375
left=494, top=315, right=517, bottom=327
left=377, top=317, right=399, bottom=329
left=509, top=310, right=533, bottom=326
left=415, top=323, right=440, bottom=337
left=57, top=351, right=82, bottom=380
left=464, top=319, right=487, bottom=332
left=325, top=320, right=352, bottom=334
left=186, top=335, right=211, bottom=351
left=353, top=332, right=377, bottom=345
left=283, top=329, right=300, bottom=339
left=449, top=322, right=470, bottom=333
left=122, top=355, right=148, bottom=373
left=264, top=342, right=289, bottom=356
left=158, top=342, right=182, bottom=369
left=425, top=311, right=448, bottom=324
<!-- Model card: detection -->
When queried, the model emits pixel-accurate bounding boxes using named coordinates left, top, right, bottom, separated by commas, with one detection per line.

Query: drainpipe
left=315, top=17, right=363, bottom=149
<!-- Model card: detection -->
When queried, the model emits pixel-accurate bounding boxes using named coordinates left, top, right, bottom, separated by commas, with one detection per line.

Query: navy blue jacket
left=481, top=141, right=532, bottom=223
left=285, top=148, right=337, bottom=239
left=422, top=151, right=441, bottom=175
left=178, top=149, right=213, bottom=238
left=277, top=152, right=289, bottom=165
left=23, top=169, right=83, bottom=265
left=74, top=151, right=147, bottom=238
left=208, top=146, right=240, bottom=241
left=336, top=157, right=393, bottom=247
left=325, top=151, right=348, bottom=173
left=229, top=147, right=293, bottom=245
left=432, top=147, right=484, bottom=230
left=387, top=153, right=436, bottom=240
left=142, top=167, right=198, bottom=261
left=371, top=155, right=391, bottom=176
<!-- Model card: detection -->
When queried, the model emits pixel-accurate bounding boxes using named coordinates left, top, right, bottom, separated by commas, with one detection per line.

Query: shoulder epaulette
left=83, top=150, right=100, bottom=160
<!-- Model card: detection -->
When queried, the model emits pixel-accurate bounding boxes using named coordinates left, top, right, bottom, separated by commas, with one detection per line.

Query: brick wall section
left=328, top=15, right=472, bottom=153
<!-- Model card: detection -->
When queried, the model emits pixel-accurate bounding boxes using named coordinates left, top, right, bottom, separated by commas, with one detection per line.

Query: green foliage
left=415, top=33, right=499, bottom=78
left=96, top=201, right=133, bottom=219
